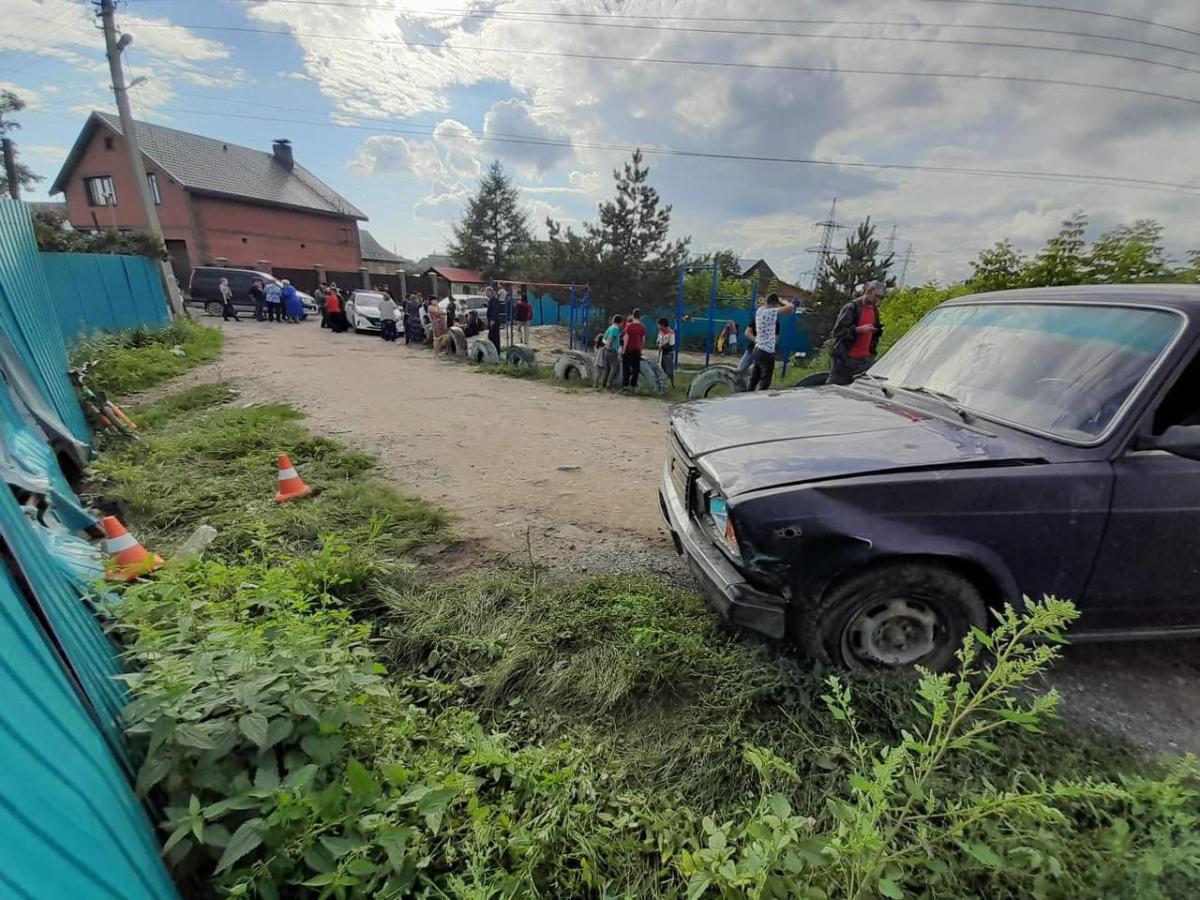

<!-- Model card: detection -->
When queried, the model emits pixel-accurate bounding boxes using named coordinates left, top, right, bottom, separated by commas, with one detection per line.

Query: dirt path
left=158, top=319, right=1200, bottom=755
left=167, top=319, right=686, bottom=579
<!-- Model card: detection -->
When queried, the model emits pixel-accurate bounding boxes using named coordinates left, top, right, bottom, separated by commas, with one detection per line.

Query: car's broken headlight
left=707, top=496, right=740, bottom=557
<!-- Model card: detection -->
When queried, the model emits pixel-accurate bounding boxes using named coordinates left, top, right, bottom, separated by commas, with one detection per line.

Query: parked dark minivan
left=661, top=286, right=1200, bottom=671
left=186, top=266, right=317, bottom=318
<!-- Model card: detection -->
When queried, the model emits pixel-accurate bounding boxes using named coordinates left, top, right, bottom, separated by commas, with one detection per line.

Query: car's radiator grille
left=668, top=432, right=696, bottom=513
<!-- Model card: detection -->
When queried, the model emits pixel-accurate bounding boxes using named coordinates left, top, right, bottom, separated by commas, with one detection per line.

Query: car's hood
left=671, top=386, right=1047, bottom=497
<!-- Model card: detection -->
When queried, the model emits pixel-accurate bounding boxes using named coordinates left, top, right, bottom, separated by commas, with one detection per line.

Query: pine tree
left=448, top=160, right=531, bottom=279
left=808, top=217, right=894, bottom=348
left=0, top=90, right=44, bottom=197
left=584, top=149, right=690, bottom=306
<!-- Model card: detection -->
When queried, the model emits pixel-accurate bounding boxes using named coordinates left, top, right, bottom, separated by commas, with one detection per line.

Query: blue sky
left=3, top=0, right=1198, bottom=283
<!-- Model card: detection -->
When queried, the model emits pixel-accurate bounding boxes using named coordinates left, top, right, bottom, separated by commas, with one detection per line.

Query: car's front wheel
left=205, top=301, right=224, bottom=317
left=800, top=563, right=988, bottom=672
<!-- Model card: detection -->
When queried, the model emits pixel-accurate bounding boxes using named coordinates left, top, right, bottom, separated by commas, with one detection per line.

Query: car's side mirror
left=1138, top=425, right=1200, bottom=461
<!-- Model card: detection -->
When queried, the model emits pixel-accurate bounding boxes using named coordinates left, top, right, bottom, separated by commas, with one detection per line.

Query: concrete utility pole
left=98, top=0, right=185, bottom=316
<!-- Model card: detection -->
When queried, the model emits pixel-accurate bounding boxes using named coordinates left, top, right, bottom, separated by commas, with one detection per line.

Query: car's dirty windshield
left=870, top=303, right=1182, bottom=442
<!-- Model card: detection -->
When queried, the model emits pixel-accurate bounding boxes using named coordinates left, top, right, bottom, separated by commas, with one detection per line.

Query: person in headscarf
left=219, top=277, right=240, bottom=321
left=281, top=280, right=302, bottom=323
left=404, top=293, right=424, bottom=344
left=325, top=284, right=348, bottom=333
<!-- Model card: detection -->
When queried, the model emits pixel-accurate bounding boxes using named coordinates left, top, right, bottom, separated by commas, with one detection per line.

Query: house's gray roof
left=51, top=112, right=366, bottom=220
left=415, top=253, right=457, bottom=271
left=358, top=229, right=410, bottom=264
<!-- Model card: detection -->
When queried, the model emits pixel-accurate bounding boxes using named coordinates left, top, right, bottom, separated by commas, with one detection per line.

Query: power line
left=915, top=0, right=1200, bottom=41
left=139, top=23, right=1200, bottom=110
left=0, top=6, right=96, bottom=76
left=212, top=0, right=1200, bottom=42
left=151, top=103, right=1200, bottom=197
left=222, top=0, right=1200, bottom=73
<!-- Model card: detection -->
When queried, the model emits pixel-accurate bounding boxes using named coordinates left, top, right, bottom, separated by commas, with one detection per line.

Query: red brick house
left=50, top=112, right=367, bottom=285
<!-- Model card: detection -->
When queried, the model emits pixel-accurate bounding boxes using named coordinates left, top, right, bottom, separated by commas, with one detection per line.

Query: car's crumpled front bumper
left=658, top=461, right=787, bottom=640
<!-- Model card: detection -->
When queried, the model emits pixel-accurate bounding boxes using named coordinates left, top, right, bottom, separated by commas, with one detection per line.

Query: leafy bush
left=680, top=600, right=1200, bottom=899
left=35, top=210, right=169, bottom=258
left=112, top=555, right=678, bottom=898
left=70, top=320, right=222, bottom=395
left=876, top=283, right=973, bottom=355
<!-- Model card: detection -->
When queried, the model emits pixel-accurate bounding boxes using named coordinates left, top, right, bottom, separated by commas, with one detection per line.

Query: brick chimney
left=272, top=138, right=294, bottom=171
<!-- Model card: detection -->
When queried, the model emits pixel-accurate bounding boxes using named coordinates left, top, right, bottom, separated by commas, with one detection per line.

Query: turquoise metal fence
left=41, top=252, right=170, bottom=338
left=0, top=200, right=90, bottom=442
left=0, top=197, right=177, bottom=897
left=0, top=563, right=175, bottom=900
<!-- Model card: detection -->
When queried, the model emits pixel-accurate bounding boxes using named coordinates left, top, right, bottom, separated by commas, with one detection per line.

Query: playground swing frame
left=489, top=279, right=591, bottom=350
left=674, top=262, right=761, bottom=370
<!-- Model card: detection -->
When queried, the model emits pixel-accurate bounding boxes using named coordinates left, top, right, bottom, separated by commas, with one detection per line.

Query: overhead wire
left=222, top=0, right=1200, bottom=63
left=0, top=4, right=97, bottom=76
left=138, top=22, right=1200, bottom=109
left=151, top=102, right=1200, bottom=197
left=212, top=0, right=1200, bottom=43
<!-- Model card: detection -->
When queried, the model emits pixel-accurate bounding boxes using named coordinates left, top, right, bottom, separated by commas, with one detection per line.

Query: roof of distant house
left=425, top=266, right=484, bottom=284
left=358, top=229, right=410, bottom=264
left=415, top=253, right=458, bottom=271
left=50, top=111, right=367, bottom=220
left=25, top=201, right=67, bottom=217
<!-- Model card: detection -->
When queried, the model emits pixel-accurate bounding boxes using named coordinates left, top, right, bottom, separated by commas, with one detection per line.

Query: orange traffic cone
left=274, top=454, right=313, bottom=503
left=103, top=516, right=165, bottom=582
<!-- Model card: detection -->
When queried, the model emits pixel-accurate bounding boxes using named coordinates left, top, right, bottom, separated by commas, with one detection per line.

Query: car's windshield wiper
left=898, top=385, right=975, bottom=423
left=853, top=371, right=892, bottom=398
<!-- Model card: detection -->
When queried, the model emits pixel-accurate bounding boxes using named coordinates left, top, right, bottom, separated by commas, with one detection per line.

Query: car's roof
left=194, top=266, right=267, bottom=276
left=353, top=290, right=385, bottom=297
left=945, top=284, right=1200, bottom=312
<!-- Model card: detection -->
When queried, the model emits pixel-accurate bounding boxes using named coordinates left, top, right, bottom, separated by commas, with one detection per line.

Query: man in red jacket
left=514, top=287, right=534, bottom=344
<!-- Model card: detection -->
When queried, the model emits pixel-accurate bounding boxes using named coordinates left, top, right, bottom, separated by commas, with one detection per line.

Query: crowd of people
left=223, top=273, right=886, bottom=398
left=220, top=277, right=307, bottom=323
left=303, top=282, right=539, bottom=357
left=592, top=308, right=679, bottom=393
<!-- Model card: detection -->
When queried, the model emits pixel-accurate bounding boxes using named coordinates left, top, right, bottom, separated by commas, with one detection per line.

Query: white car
left=346, top=290, right=403, bottom=334
left=438, top=294, right=490, bottom=324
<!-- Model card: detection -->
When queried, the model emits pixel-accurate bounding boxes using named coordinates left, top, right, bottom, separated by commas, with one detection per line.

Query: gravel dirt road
left=170, top=319, right=687, bottom=580
left=159, top=319, right=1200, bottom=754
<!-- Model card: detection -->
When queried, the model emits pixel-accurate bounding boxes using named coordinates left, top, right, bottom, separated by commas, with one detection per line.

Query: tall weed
left=70, top=319, right=222, bottom=395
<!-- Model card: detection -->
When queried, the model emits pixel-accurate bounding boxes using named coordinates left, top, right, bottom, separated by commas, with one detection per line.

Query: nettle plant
left=678, top=598, right=1200, bottom=900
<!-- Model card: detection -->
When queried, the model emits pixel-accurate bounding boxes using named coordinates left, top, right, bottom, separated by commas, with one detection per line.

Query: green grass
left=107, top=387, right=1148, bottom=808
left=94, top=386, right=449, bottom=575
left=97, top=386, right=1200, bottom=898
left=70, top=319, right=222, bottom=396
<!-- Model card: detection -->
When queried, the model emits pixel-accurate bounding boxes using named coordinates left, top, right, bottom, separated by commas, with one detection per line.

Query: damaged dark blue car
left=660, top=286, right=1200, bottom=671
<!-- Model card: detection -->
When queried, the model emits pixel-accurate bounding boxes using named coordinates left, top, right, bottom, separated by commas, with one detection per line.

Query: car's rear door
left=227, top=271, right=255, bottom=310
left=1082, top=345, right=1200, bottom=633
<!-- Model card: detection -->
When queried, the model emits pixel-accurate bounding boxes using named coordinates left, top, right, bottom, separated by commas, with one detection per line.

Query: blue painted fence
left=0, top=202, right=90, bottom=443
left=41, top=252, right=170, bottom=339
left=0, top=199, right=177, bottom=898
